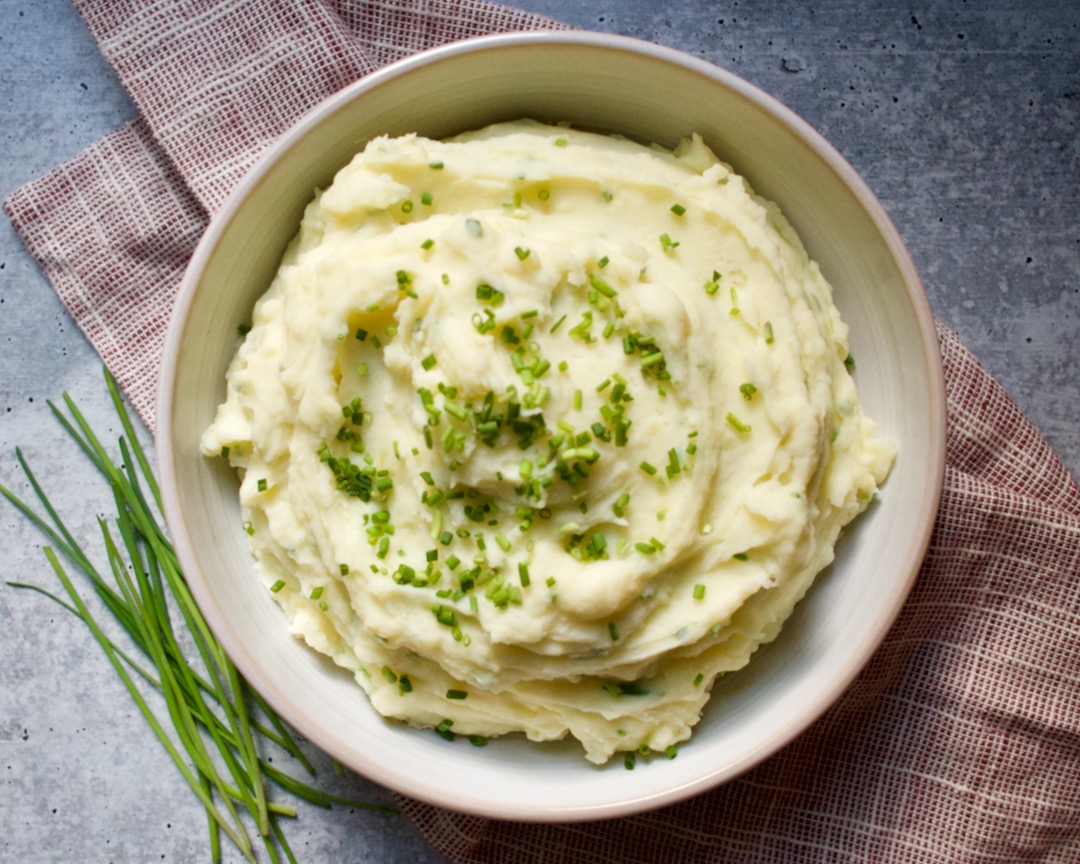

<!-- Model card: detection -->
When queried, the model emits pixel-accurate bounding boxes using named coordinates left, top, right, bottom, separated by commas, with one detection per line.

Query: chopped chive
left=429, top=160, right=444, bottom=169
left=568, top=311, right=594, bottom=341
left=514, top=246, right=531, bottom=261
left=446, top=689, right=468, bottom=700
left=401, top=200, right=413, bottom=214
left=421, top=192, right=433, bottom=206
left=670, top=203, right=687, bottom=216
left=421, top=354, right=437, bottom=371
left=726, top=413, right=752, bottom=434
left=693, top=584, right=705, bottom=600
left=660, top=233, right=679, bottom=252
left=588, top=273, right=617, bottom=298
left=740, top=382, right=758, bottom=400
left=269, top=580, right=285, bottom=593
left=733, top=552, right=749, bottom=561
left=256, top=478, right=267, bottom=492
left=764, top=321, right=775, bottom=344
left=666, top=448, right=681, bottom=478
left=639, top=461, right=658, bottom=476
left=587, top=532, right=608, bottom=560
left=475, top=283, right=504, bottom=306
left=421, top=238, right=435, bottom=250
left=559, top=446, right=599, bottom=464
left=608, top=622, right=620, bottom=641
left=693, top=672, right=705, bottom=687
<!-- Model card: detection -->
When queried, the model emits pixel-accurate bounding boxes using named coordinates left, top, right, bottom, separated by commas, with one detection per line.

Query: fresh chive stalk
left=0, top=368, right=393, bottom=864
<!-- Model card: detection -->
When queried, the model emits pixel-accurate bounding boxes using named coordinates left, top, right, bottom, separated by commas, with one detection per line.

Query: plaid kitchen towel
left=5, top=2, right=1079, bottom=862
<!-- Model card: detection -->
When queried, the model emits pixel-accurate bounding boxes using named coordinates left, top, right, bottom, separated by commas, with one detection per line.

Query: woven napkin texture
left=5, top=2, right=1079, bottom=862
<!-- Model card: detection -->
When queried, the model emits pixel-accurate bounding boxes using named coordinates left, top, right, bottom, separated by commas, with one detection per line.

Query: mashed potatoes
left=201, top=120, right=894, bottom=764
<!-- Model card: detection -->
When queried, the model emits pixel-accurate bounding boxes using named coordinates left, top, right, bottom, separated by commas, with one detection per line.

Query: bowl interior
left=159, top=31, right=945, bottom=821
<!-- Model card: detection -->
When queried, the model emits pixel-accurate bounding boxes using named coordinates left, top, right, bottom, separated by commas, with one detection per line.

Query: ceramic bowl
left=158, top=31, right=945, bottom=821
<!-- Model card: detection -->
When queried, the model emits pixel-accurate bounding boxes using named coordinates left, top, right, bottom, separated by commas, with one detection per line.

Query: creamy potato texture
left=202, top=121, right=894, bottom=764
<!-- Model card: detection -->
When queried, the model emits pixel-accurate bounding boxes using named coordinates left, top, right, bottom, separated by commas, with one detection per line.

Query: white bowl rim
left=157, top=29, right=947, bottom=821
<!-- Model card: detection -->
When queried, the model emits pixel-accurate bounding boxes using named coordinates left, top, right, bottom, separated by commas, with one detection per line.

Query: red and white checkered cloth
left=6, top=2, right=1079, bottom=861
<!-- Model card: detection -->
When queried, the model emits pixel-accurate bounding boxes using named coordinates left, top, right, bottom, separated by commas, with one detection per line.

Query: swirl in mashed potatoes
left=202, top=120, right=894, bottom=764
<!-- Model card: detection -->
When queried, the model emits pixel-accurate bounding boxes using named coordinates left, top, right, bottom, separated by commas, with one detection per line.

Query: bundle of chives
left=0, top=369, right=393, bottom=863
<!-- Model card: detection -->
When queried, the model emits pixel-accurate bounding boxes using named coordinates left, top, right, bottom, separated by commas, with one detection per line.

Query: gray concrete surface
left=1, top=1, right=1076, bottom=862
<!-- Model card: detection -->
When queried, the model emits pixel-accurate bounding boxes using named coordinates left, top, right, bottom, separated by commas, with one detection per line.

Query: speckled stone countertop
left=2, top=1, right=1076, bottom=862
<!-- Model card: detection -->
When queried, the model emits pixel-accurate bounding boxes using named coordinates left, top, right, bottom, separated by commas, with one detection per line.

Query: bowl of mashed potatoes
left=158, top=31, right=945, bottom=820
